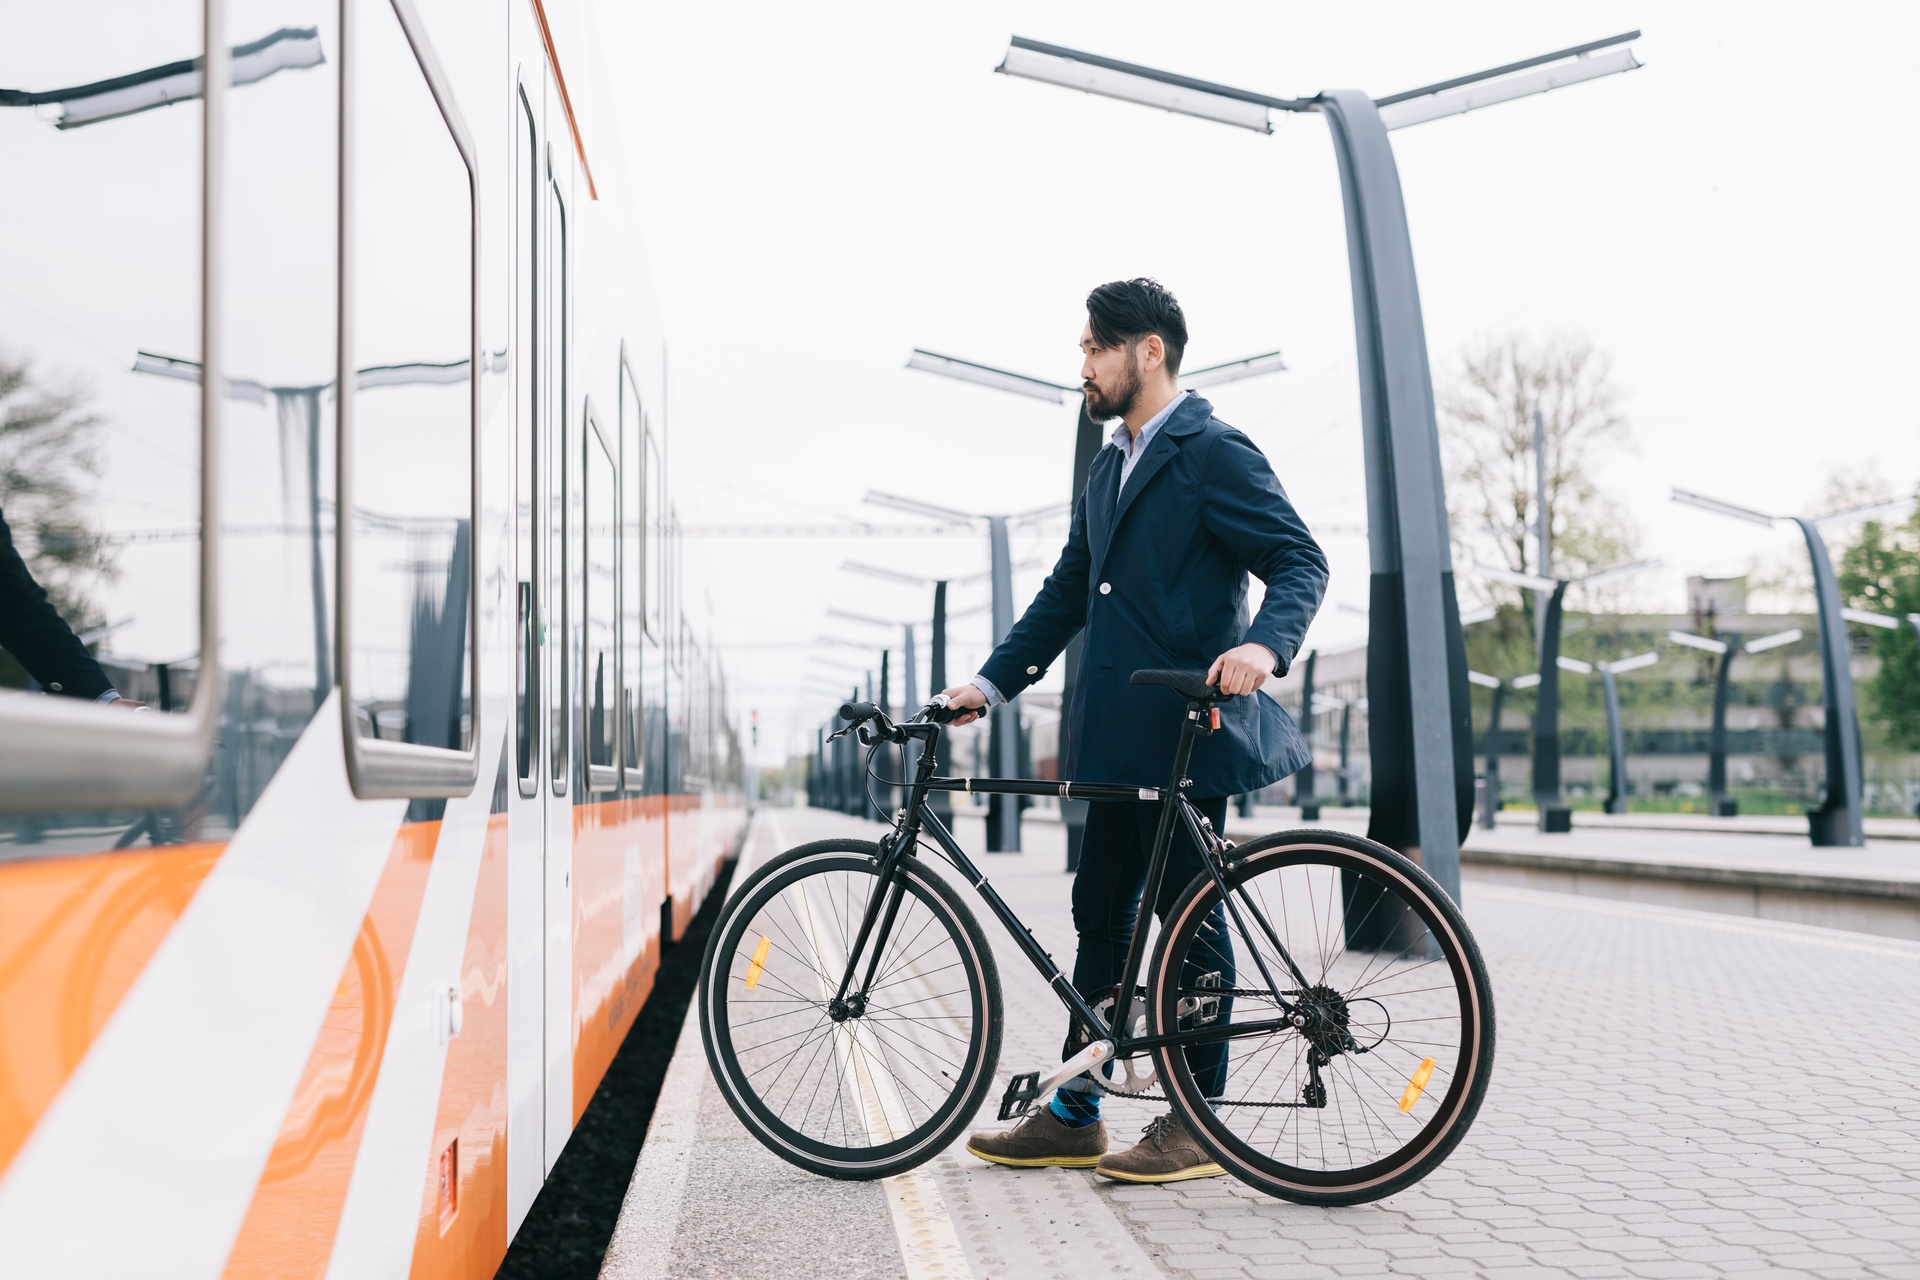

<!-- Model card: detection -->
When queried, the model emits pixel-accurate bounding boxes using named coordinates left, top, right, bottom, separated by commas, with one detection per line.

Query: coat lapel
left=1111, top=394, right=1210, bottom=535
left=1087, top=445, right=1123, bottom=583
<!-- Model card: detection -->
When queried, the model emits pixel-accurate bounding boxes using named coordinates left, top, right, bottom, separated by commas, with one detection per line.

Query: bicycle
left=697, top=669, right=1495, bottom=1205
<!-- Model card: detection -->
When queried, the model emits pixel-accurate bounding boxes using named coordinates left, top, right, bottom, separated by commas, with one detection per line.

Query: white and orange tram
left=0, top=0, right=747, bottom=1275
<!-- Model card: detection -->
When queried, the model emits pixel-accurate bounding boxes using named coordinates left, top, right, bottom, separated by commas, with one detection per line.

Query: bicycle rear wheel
left=1147, top=829, right=1495, bottom=1205
left=699, top=838, right=1002, bottom=1180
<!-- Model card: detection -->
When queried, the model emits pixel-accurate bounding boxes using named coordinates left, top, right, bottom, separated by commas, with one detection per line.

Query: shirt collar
left=1109, top=389, right=1189, bottom=456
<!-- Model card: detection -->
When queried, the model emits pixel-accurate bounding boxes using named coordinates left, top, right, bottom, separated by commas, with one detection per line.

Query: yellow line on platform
left=768, top=812, right=976, bottom=1280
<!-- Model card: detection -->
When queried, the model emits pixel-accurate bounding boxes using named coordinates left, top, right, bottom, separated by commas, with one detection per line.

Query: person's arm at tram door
left=0, top=507, right=142, bottom=708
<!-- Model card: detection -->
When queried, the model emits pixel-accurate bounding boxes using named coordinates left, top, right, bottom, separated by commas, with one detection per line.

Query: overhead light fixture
left=1603, top=651, right=1660, bottom=675
left=1459, top=605, right=1498, bottom=626
left=825, top=607, right=897, bottom=629
left=996, top=36, right=1285, bottom=134
left=1182, top=351, right=1288, bottom=389
left=1672, top=489, right=1774, bottom=527
left=1556, top=655, right=1594, bottom=675
left=862, top=491, right=977, bottom=525
left=1814, top=497, right=1918, bottom=529
left=1008, top=500, right=1072, bottom=525
left=906, top=349, right=1073, bottom=404
left=1667, top=630, right=1729, bottom=656
left=1744, top=628, right=1804, bottom=654
left=1467, top=670, right=1501, bottom=689
left=1580, top=559, right=1661, bottom=589
left=1511, top=672, right=1543, bottom=690
left=1378, top=47, right=1641, bottom=131
left=1472, top=562, right=1556, bottom=592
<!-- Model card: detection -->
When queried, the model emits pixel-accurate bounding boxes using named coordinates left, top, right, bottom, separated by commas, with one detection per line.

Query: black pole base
left=1538, top=806, right=1573, bottom=834
left=1604, top=797, right=1627, bottom=816
left=1477, top=779, right=1501, bottom=830
left=1712, top=796, right=1739, bottom=818
left=1299, top=801, right=1322, bottom=822
left=1807, top=805, right=1864, bottom=847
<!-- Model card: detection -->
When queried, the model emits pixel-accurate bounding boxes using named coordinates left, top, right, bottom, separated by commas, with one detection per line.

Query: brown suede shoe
left=1093, top=1113, right=1226, bottom=1184
left=965, top=1106, right=1107, bottom=1168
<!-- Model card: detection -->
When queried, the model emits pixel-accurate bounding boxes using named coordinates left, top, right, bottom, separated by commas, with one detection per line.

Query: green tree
left=1838, top=504, right=1920, bottom=749
left=0, top=351, right=111, bottom=689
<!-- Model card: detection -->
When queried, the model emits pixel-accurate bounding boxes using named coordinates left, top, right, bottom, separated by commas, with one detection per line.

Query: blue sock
left=1049, top=1087, right=1101, bottom=1128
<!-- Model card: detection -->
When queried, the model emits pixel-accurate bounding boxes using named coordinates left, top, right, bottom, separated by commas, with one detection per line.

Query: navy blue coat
left=979, top=395, right=1328, bottom=797
left=0, top=506, right=113, bottom=700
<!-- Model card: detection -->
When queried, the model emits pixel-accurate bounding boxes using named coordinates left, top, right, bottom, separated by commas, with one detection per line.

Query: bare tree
left=1440, top=330, right=1641, bottom=619
left=0, top=350, right=111, bottom=631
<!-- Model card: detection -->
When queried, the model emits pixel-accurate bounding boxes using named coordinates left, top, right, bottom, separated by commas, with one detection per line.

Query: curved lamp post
left=1473, top=561, right=1657, bottom=832
left=1673, top=490, right=1916, bottom=845
left=995, top=30, right=1645, bottom=902
left=1669, top=627, right=1802, bottom=817
left=1595, top=651, right=1659, bottom=814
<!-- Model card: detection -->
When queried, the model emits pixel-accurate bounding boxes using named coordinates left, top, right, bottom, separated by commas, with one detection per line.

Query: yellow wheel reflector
left=1398, top=1057, right=1437, bottom=1114
left=743, top=937, right=772, bottom=990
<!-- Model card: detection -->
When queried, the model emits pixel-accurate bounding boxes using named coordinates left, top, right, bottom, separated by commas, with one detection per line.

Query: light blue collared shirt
left=969, top=392, right=1190, bottom=709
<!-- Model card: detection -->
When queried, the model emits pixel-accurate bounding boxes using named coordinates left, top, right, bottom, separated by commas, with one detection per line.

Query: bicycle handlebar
left=839, top=700, right=881, bottom=724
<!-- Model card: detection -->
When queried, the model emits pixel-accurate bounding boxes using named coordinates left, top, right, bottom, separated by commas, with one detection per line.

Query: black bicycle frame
left=829, top=701, right=1308, bottom=1060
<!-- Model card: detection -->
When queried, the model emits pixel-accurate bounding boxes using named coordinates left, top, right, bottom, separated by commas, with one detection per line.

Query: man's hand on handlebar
left=934, top=683, right=987, bottom=726
left=1207, top=642, right=1278, bottom=698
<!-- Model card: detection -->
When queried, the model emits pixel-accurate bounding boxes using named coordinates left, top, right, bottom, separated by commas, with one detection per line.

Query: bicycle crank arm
left=997, top=1040, right=1115, bottom=1120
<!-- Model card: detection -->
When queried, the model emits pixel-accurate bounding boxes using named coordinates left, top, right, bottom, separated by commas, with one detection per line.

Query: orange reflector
left=1398, top=1057, right=1437, bottom=1113
left=743, top=936, right=772, bottom=990
left=1209, top=707, right=1221, bottom=730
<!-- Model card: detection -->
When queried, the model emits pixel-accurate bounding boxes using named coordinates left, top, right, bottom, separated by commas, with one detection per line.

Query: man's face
left=1080, top=321, right=1143, bottom=421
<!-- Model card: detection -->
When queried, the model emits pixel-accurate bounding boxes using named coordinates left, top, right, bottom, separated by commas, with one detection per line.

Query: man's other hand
left=1207, top=643, right=1277, bottom=698
left=937, top=683, right=987, bottom=725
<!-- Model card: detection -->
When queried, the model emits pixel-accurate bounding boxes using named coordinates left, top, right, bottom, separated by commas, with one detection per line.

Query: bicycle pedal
left=997, top=1071, right=1042, bottom=1121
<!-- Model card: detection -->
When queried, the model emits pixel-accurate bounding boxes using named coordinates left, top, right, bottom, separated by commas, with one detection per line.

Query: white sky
left=591, top=2, right=1920, bottom=768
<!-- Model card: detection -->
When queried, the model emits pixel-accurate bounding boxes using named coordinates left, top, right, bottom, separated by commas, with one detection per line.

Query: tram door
left=542, top=109, right=580, bottom=1177
left=506, top=63, right=577, bottom=1229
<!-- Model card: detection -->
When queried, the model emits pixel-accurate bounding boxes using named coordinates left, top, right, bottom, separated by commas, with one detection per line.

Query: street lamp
left=1669, top=627, right=1802, bottom=817
left=997, top=28, right=1646, bottom=902
left=1595, top=651, right=1659, bottom=814
left=1473, top=560, right=1657, bottom=832
left=1672, top=488, right=1916, bottom=845
left=858, top=493, right=1063, bottom=852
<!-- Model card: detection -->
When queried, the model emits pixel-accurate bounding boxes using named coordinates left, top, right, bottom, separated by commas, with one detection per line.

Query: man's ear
left=1140, top=333, right=1165, bottom=374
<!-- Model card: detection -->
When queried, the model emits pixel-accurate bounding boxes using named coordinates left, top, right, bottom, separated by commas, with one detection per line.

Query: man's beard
left=1083, top=357, right=1141, bottom=421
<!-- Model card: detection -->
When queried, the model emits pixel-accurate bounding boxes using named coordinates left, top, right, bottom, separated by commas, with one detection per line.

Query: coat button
left=1027, top=665, right=1039, bottom=675
left=1099, top=582, right=1112, bottom=595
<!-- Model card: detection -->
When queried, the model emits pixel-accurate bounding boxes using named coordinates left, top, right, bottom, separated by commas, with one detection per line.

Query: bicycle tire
left=699, top=838, right=1003, bottom=1180
left=1146, top=828, right=1495, bottom=1206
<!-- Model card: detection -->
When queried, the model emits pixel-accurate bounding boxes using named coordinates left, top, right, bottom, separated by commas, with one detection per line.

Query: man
left=0, top=506, right=134, bottom=706
left=944, top=279, right=1326, bottom=1183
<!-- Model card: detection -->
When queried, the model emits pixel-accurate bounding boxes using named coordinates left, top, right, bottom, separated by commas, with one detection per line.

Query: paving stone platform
left=602, top=806, right=1920, bottom=1280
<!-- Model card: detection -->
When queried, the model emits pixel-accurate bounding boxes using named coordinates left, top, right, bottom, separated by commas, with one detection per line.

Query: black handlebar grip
left=839, top=700, right=881, bottom=724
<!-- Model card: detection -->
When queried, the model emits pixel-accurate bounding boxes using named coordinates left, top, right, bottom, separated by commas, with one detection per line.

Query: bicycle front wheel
left=1147, top=829, right=1495, bottom=1205
left=699, top=838, right=1002, bottom=1180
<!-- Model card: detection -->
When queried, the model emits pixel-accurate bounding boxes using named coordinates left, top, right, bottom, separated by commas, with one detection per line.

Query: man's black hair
left=1086, top=277, right=1187, bottom=376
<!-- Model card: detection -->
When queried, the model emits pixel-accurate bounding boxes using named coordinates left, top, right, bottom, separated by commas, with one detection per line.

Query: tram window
left=0, top=1, right=218, bottom=815
left=619, top=357, right=645, bottom=788
left=546, top=184, right=570, bottom=791
left=643, top=429, right=664, bottom=641
left=582, top=404, right=617, bottom=788
left=341, top=0, right=478, bottom=794
left=515, top=94, right=538, bottom=788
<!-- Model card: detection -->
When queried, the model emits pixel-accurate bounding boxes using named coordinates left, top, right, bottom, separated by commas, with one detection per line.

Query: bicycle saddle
left=1129, top=669, right=1227, bottom=701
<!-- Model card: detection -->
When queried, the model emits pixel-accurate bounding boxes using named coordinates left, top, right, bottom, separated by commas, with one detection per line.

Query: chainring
left=1081, top=986, right=1159, bottom=1097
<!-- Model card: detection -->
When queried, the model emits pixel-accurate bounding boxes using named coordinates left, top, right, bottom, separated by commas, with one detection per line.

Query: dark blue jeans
left=1064, top=796, right=1235, bottom=1100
